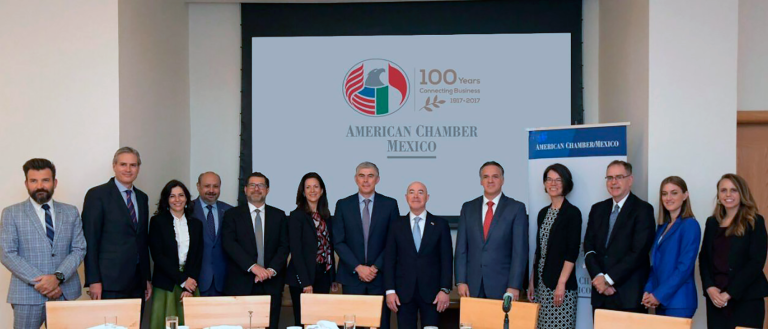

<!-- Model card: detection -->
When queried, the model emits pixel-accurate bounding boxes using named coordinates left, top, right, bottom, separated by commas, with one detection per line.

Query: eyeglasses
left=247, top=183, right=267, bottom=190
left=545, top=178, right=562, bottom=185
left=605, top=175, right=630, bottom=182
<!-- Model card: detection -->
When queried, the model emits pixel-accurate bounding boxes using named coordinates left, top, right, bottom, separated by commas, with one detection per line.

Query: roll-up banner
left=527, top=123, right=629, bottom=329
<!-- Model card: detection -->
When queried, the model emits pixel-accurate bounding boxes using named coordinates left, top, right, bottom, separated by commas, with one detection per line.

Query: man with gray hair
left=333, top=162, right=400, bottom=329
left=82, top=147, right=152, bottom=302
left=192, top=171, right=232, bottom=296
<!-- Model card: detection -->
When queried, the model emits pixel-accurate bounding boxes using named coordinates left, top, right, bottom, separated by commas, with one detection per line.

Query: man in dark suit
left=221, top=172, right=288, bottom=329
left=384, top=182, right=452, bottom=329
left=583, top=160, right=655, bottom=313
left=82, top=147, right=152, bottom=301
left=455, top=161, right=528, bottom=300
left=193, top=171, right=233, bottom=296
left=333, top=161, right=400, bottom=329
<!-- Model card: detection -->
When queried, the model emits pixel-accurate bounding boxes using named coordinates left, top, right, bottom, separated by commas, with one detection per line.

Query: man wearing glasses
left=583, top=160, right=655, bottom=313
left=221, top=172, right=289, bottom=329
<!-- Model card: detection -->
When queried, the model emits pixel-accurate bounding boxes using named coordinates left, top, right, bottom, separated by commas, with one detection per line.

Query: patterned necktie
left=125, top=190, right=137, bottom=228
left=41, top=204, right=54, bottom=244
left=254, top=209, right=265, bottom=266
left=206, top=205, right=216, bottom=241
left=362, top=199, right=371, bottom=263
left=606, top=204, right=620, bottom=247
left=413, top=216, right=422, bottom=251
left=484, top=200, right=495, bottom=240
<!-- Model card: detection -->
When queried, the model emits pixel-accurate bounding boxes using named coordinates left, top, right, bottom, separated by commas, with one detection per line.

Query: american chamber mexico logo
left=343, top=59, right=410, bottom=117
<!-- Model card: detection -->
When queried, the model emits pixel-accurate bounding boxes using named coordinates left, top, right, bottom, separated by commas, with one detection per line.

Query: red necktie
left=484, top=200, right=494, bottom=240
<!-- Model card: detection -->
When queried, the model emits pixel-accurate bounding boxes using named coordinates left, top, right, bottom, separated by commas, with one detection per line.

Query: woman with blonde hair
left=699, top=173, right=767, bottom=328
left=641, top=176, right=700, bottom=318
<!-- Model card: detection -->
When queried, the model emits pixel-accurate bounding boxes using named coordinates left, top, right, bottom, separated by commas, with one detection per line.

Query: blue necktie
left=413, top=216, right=422, bottom=251
left=125, top=190, right=138, bottom=228
left=606, top=204, right=620, bottom=247
left=41, top=204, right=54, bottom=244
left=206, top=205, right=216, bottom=241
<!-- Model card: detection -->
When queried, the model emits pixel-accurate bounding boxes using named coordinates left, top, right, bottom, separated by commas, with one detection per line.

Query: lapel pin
left=430, top=222, right=435, bottom=226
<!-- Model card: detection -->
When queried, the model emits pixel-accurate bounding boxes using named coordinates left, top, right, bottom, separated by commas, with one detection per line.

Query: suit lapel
left=110, top=180, right=136, bottom=232
left=24, top=201, right=49, bottom=243
left=53, top=201, right=66, bottom=248
left=241, top=205, right=258, bottom=250
left=607, top=194, right=634, bottom=248
left=419, top=213, right=438, bottom=256
left=658, top=220, right=681, bottom=247
left=216, top=202, right=227, bottom=243
left=401, top=215, right=419, bottom=254
left=369, top=193, right=383, bottom=237
left=471, top=197, right=484, bottom=242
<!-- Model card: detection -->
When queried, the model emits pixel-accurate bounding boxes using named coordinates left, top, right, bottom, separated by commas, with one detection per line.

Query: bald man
left=192, top=172, right=233, bottom=296
left=384, top=182, right=453, bottom=329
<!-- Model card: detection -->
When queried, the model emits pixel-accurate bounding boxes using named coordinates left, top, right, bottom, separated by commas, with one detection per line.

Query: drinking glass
left=165, top=315, right=179, bottom=329
left=344, top=314, right=356, bottom=329
left=460, top=322, right=472, bottom=329
left=104, top=316, right=117, bottom=328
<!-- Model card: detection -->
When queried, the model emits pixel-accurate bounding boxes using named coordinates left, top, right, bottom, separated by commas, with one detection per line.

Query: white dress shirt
left=29, top=198, right=54, bottom=231
left=481, top=193, right=502, bottom=224
left=172, top=213, right=190, bottom=266
left=246, top=203, right=276, bottom=276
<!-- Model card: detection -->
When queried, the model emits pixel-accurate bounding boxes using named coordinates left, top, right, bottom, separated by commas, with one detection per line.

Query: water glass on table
left=460, top=322, right=472, bottom=329
left=104, top=316, right=117, bottom=328
left=165, top=315, right=179, bottom=329
left=344, top=314, right=356, bottom=329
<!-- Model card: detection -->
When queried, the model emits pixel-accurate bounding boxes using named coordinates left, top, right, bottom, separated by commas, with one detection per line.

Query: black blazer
left=699, top=214, right=768, bottom=301
left=82, top=177, right=151, bottom=291
left=148, top=212, right=203, bottom=292
left=332, top=192, right=400, bottom=288
left=583, top=193, right=655, bottom=309
left=286, top=209, right=336, bottom=288
left=533, top=199, right=582, bottom=291
left=384, top=212, right=453, bottom=304
left=221, top=203, right=289, bottom=295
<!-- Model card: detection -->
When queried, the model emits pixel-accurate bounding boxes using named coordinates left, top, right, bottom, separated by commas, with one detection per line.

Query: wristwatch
left=54, top=271, right=65, bottom=284
left=440, top=288, right=451, bottom=294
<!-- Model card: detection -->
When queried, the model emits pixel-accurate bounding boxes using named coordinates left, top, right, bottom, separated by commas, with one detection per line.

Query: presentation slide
left=251, top=33, right=571, bottom=214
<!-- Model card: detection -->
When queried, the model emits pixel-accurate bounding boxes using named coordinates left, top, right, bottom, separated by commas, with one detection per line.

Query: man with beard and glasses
left=192, top=171, right=232, bottom=296
left=1, top=158, right=86, bottom=329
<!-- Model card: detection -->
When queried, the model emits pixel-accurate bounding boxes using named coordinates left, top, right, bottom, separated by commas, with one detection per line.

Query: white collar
left=483, top=193, right=502, bottom=206
left=29, top=197, right=53, bottom=210
left=613, top=193, right=630, bottom=210
left=409, top=210, right=426, bottom=221
left=248, top=202, right=265, bottom=213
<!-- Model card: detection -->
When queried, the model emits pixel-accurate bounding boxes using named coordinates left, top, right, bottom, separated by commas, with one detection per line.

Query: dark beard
left=29, top=188, right=53, bottom=204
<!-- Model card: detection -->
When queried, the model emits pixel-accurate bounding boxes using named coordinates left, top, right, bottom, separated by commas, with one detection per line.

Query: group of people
left=1, top=147, right=766, bottom=329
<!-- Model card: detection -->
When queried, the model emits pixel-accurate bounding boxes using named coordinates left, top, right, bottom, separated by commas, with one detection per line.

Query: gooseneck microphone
left=502, top=292, right=514, bottom=329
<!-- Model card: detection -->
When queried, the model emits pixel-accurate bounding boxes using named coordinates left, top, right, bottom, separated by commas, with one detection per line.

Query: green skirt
left=149, top=284, right=200, bottom=329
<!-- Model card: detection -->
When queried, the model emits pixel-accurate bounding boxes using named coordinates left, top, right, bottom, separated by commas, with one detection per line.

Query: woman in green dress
left=149, top=180, right=203, bottom=328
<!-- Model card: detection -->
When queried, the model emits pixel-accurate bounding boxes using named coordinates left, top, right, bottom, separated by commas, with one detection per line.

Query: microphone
left=502, top=292, right=514, bottom=313
left=502, top=292, right=513, bottom=329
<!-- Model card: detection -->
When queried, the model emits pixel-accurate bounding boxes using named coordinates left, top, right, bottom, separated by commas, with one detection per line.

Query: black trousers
left=290, top=263, right=333, bottom=326
left=250, top=280, right=282, bottom=329
left=396, top=290, right=439, bottom=329
left=706, top=296, right=765, bottom=329
left=344, top=282, right=390, bottom=329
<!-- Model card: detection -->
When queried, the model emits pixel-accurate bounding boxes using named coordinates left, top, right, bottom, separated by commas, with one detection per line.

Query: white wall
left=598, top=0, right=650, bottom=199
left=738, top=0, right=768, bottom=111
left=647, top=1, right=739, bottom=326
left=0, top=0, right=120, bottom=327
left=189, top=3, right=241, bottom=205
left=118, top=0, right=191, bottom=209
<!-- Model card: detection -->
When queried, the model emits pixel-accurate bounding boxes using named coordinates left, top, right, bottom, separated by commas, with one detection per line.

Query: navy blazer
left=192, top=198, right=232, bottom=293
left=332, top=192, right=400, bottom=289
left=82, top=177, right=151, bottom=292
left=454, top=193, right=528, bottom=299
left=644, top=217, right=700, bottom=310
left=384, top=212, right=453, bottom=303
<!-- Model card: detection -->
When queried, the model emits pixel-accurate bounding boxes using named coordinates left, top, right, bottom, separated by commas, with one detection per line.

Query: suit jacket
left=533, top=199, right=582, bottom=291
left=332, top=192, right=400, bottom=289
left=583, top=192, right=655, bottom=309
left=1, top=200, right=86, bottom=304
left=455, top=193, right=529, bottom=299
left=644, top=217, right=700, bottom=309
left=384, top=212, right=452, bottom=304
left=699, top=214, right=768, bottom=301
left=82, top=178, right=151, bottom=291
left=148, top=212, right=204, bottom=292
left=192, top=198, right=232, bottom=292
left=221, top=203, right=289, bottom=295
left=286, top=208, right=336, bottom=288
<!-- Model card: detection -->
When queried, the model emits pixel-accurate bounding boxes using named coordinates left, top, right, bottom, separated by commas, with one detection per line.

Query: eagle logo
left=343, top=59, right=409, bottom=117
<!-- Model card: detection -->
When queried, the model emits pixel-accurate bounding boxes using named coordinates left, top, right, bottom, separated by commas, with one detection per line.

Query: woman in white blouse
left=149, top=180, right=204, bottom=328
